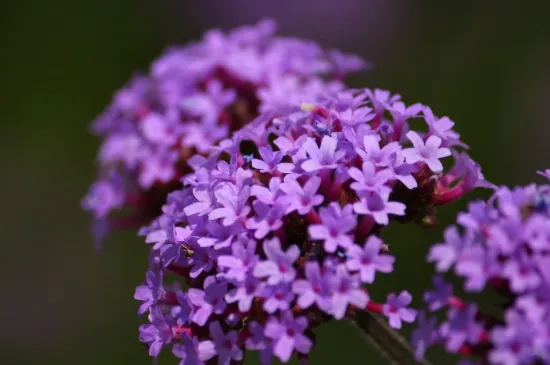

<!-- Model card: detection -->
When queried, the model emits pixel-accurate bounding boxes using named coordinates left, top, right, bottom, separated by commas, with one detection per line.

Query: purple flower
left=172, top=291, right=193, bottom=325
left=454, top=245, right=500, bottom=292
left=209, top=184, right=251, bottom=226
left=353, top=190, right=406, bottom=225
left=420, top=180, right=550, bottom=364
left=279, top=176, right=324, bottom=215
left=134, top=270, right=165, bottom=315
left=252, top=146, right=284, bottom=174
left=308, top=203, right=356, bottom=253
left=537, top=169, right=550, bottom=181
left=184, top=187, right=215, bottom=217
left=172, top=333, right=214, bottom=365
left=428, top=226, right=466, bottom=272
left=388, top=101, right=422, bottom=123
left=364, top=88, right=400, bottom=116
left=264, top=311, right=313, bottom=362
left=524, top=215, right=550, bottom=252
left=217, top=238, right=258, bottom=282
left=301, top=135, right=345, bottom=172
left=225, top=275, right=263, bottom=312
left=140, top=112, right=180, bottom=146
left=411, top=311, right=441, bottom=361
left=188, top=276, right=228, bottom=326
left=440, top=304, right=484, bottom=352
left=401, top=131, right=451, bottom=172
left=423, top=107, right=462, bottom=146
left=253, top=238, right=299, bottom=285
left=348, top=160, right=393, bottom=194
left=246, top=201, right=287, bottom=239
left=489, top=312, right=539, bottom=365
left=446, top=151, right=493, bottom=191
left=424, top=276, right=453, bottom=311
left=188, top=245, right=215, bottom=278
left=329, top=265, right=369, bottom=319
left=129, top=81, right=482, bottom=364
left=250, top=177, right=283, bottom=205
left=138, top=307, right=174, bottom=357
left=356, top=134, right=401, bottom=167
left=81, top=178, right=125, bottom=219
left=390, top=155, right=418, bottom=189
left=147, top=226, right=192, bottom=267
left=502, top=251, right=541, bottom=293
left=345, top=235, right=394, bottom=283
left=261, top=282, right=295, bottom=314
left=383, top=291, right=417, bottom=329
left=138, top=151, right=179, bottom=188
left=245, top=321, right=273, bottom=365
left=208, top=321, right=243, bottom=365
left=292, top=261, right=333, bottom=313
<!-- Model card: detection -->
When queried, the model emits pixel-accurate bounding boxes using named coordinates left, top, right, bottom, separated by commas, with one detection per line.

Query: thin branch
left=350, top=310, right=434, bottom=365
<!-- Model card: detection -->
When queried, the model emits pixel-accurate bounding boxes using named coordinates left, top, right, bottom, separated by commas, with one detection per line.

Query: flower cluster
left=135, top=88, right=487, bottom=364
left=414, top=172, right=550, bottom=365
left=81, top=19, right=365, bottom=246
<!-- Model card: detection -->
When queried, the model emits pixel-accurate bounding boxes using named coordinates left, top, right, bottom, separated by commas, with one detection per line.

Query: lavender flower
left=308, top=203, right=356, bottom=253
left=292, top=261, right=333, bottom=313
left=402, top=131, right=451, bottom=172
left=416, top=175, right=550, bottom=365
left=382, top=291, right=417, bottom=329
left=188, top=276, right=228, bottom=326
left=345, top=235, right=394, bottom=283
left=253, top=238, right=299, bottom=285
left=82, top=19, right=364, bottom=246
left=279, top=176, right=324, bottom=215
left=208, top=321, right=243, bottom=365
left=264, top=311, right=312, bottom=362
left=138, top=307, right=174, bottom=357
left=127, top=87, right=482, bottom=362
left=301, top=135, right=345, bottom=172
left=330, top=265, right=370, bottom=319
left=353, top=190, right=406, bottom=225
left=134, top=270, right=165, bottom=315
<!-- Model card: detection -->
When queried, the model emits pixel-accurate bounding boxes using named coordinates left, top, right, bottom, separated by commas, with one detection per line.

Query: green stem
left=350, top=310, right=434, bottom=365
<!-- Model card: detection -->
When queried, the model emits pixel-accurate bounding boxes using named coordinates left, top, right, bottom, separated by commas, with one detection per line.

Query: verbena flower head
left=81, top=19, right=366, bottom=247
left=135, top=88, right=488, bottom=363
left=415, top=172, right=550, bottom=365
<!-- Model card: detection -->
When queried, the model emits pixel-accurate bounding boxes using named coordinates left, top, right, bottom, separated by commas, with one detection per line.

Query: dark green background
left=1, top=1, right=549, bottom=364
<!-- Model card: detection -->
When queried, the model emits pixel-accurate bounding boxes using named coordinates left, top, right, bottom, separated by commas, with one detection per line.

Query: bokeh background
left=2, top=1, right=549, bottom=364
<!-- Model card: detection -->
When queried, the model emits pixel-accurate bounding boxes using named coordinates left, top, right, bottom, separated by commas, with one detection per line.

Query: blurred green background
left=1, top=1, right=549, bottom=364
